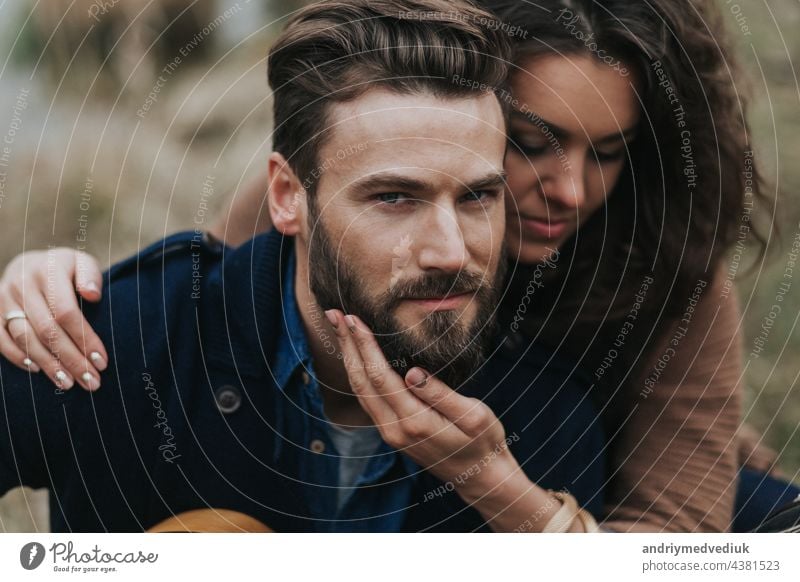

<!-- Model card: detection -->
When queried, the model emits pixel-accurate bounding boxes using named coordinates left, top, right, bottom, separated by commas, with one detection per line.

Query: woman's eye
left=509, top=137, right=548, bottom=158
left=594, top=148, right=626, bottom=163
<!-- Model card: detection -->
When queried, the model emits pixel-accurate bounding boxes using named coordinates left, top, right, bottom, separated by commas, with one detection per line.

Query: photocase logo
left=20, top=542, right=46, bottom=570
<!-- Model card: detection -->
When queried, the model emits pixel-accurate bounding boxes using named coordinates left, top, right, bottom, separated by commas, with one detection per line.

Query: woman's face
left=504, top=53, right=641, bottom=264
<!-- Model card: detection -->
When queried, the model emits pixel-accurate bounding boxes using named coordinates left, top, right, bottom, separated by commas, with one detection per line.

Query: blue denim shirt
left=272, top=253, right=421, bottom=532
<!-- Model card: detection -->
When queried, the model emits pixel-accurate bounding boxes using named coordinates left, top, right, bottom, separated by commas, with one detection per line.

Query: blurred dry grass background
left=0, top=0, right=798, bottom=531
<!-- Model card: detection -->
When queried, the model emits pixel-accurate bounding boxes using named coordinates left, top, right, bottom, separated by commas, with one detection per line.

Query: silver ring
left=3, top=310, right=27, bottom=327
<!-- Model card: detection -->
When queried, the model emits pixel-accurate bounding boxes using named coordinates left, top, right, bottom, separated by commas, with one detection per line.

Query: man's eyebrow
left=351, top=173, right=432, bottom=195
left=466, top=171, right=507, bottom=192
left=511, top=108, right=638, bottom=144
left=350, top=171, right=507, bottom=195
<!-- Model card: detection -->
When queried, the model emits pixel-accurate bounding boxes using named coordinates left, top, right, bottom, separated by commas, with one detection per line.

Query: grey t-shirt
left=327, top=422, right=384, bottom=512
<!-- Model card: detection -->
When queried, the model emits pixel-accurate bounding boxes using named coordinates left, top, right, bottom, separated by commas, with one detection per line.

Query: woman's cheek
left=597, top=161, right=626, bottom=205
left=503, top=155, right=535, bottom=210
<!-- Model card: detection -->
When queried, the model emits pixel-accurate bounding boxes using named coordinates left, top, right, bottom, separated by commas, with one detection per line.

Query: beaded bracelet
left=541, top=490, right=600, bottom=533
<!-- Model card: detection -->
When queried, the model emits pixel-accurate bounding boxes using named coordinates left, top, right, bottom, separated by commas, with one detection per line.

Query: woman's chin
left=506, top=235, right=564, bottom=266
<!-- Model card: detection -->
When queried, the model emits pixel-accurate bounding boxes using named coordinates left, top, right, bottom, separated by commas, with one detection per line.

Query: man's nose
left=415, top=205, right=468, bottom=273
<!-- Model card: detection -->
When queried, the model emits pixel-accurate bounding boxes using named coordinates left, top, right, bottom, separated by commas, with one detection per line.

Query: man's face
left=295, top=89, right=507, bottom=388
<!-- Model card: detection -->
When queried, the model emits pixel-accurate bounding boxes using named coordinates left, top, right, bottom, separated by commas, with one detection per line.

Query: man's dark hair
left=267, top=0, right=512, bottom=195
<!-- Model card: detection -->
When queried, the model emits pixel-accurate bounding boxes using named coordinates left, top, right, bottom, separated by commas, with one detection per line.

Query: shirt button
left=301, top=371, right=311, bottom=386
left=215, top=385, right=242, bottom=414
left=310, top=439, right=326, bottom=453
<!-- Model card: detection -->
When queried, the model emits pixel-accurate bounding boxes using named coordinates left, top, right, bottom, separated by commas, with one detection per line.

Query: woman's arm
left=0, top=249, right=107, bottom=391
left=0, top=173, right=274, bottom=389
left=601, top=269, right=743, bottom=532
left=207, top=170, right=273, bottom=247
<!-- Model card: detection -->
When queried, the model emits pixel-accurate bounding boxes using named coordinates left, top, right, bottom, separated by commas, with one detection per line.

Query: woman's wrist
left=451, top=448, right=521, bottom=504
left=454, top=452, right=582, bottom=532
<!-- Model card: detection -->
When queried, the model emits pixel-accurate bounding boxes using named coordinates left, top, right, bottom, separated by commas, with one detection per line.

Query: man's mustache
left=380, top=270, right=491, bottom=311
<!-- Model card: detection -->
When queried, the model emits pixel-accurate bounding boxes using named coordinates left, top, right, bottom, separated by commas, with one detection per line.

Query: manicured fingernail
left=344, top=315, right=357, bottom=332
left=55, top=370, right=74, bottom=389
left=84, top=281, right=99, bottom=293
left=81, top=372, right=100, bottom=391
left=90, top=351, right=107, bottom=370
left=23, top=358, right=40, bottom=373
left=324, top=310, right=338, bottom=328
left=406, top=367, right=429, bottom=388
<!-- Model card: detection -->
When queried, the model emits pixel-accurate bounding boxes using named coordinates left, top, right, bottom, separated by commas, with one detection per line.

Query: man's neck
left=292, top=250, right=374, bottom=427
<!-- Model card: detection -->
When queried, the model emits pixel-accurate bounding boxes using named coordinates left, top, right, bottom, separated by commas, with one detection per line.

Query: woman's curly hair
left=482, top=0, right=771, bottom=422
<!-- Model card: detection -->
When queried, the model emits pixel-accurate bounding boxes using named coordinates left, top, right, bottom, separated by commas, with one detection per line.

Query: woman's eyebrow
left=511, top=109, right=638, bottom=144
left=593, top=128, right=638, bottom=145
left=511, top=109, right=569, bottom=139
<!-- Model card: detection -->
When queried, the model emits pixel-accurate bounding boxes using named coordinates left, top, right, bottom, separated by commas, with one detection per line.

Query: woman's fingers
left=6, top=316, right=76, bottom=390
left=74, top=250, right=103, bottom=302
left=326, top=309, right=396, bottom=424
left=0, top=253, right=41, bottom=370
left=344, top=313, right=421, bottom=418
left=12, top=291, right=101, bottom=391
left=0, top=319, right=40, bottom=372
left=0, top=248, right=108, bottom=375
left=52, top=261, right=107, bottom=370
left=406, top=367, right=495, bottom=437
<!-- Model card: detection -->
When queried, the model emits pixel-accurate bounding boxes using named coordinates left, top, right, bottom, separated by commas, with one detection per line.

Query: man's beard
left=305, top=209, right=507, bottom=389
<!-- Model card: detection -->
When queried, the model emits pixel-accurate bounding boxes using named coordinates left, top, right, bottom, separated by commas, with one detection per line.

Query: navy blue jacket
left=0, top=229, right=606, bottom=531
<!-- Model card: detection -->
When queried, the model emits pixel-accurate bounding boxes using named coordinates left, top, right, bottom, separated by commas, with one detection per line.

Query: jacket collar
left=202, top=229, right=294, bottom=379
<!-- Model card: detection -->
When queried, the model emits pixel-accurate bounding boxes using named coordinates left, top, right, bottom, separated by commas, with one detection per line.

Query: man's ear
left=268, top=152, right=305, bottom=236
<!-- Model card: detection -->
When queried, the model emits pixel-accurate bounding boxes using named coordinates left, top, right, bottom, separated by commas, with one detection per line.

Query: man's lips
left=517, top=214, right=571, bottom=240
left=403, top=291, right=474, bottom=311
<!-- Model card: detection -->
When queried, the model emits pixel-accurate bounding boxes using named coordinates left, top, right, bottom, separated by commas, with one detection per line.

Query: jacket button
left=215, top=385, right=242, bottom=414
left=310, top=439, right=326, bottom=453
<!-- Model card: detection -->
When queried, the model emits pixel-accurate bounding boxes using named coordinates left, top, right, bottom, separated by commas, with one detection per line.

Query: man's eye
left=463, top=190, right=497, bottom=203
left=376, top=192, right=410, bottom=205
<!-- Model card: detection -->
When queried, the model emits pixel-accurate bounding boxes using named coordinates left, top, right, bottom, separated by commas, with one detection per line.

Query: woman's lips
left=519, top=216, right=570, bottom=240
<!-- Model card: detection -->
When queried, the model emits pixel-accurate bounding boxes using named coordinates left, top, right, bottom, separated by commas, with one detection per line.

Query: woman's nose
left=539, top=155, right=586, bottom=210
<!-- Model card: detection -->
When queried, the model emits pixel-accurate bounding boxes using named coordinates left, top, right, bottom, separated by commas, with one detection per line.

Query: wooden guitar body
left=147, top=509, right=273, bottom=532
